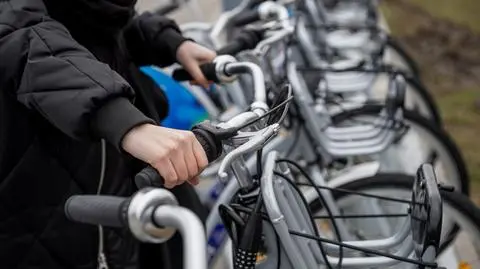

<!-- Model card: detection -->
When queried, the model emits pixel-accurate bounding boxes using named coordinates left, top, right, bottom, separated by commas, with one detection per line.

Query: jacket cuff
left=156, top=28, right=189, bottom=61
left=92, top=98, right=156, bottom=151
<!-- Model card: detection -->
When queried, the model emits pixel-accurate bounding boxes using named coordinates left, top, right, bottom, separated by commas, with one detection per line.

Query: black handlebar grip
left=135, top=166, right=164, bottom=188
left=232, top=10, right=261, bottom=27
left=217, top=29, right=264, bottom=56
left=172, top=63, right=219, bottom=83
left=248, top=0, right=267, bottom=8
left=217, top=42, right=245, bottom=56
left=134, top=128, right=222, bottom=189
left=65, top=195, right=130, bottom=228
left=191, top=128, right=222, bottom=163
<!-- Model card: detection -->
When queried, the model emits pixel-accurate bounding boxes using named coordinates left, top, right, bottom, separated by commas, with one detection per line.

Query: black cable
left=275, top=159, right=344, bottom=268
left=294, top=182, right=423, bottom=205
left=276, top=159, right=422, bottom=206
left=229, top=205, right=281, bottom=269
left=288, top=230, right=438, bottom=268
left=273, top=171, right=335, bottom=269
left=235, top=96, right=294, bottom=131
left=257, top=149, right=263, bottom=181
left=232, top=204, right=434, bottom=268
left=313, top=213, right=409, bottom=219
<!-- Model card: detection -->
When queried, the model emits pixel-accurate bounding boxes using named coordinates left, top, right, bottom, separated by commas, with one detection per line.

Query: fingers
left=200, top=49, right=216, bottom=62
left=176, top=41, right=217, bottom=88
left=184, top=62, right=209, bottom=89
left=154, top=131, right=207, bottom=189
left=192, top=137, right=208, bottom=172
left=188, top=176, right=200, bottom=185
left=184, top=133, right=200, bottom=180
left=154, top=159, right=177, bottom=189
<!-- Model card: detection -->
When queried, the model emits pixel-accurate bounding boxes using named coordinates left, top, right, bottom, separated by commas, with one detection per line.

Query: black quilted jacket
left=0, top=0, right=205, bottom=268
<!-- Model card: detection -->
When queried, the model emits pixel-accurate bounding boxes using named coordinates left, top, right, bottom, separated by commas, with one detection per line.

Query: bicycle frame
left=258, top=150, right=419, bottom=269
left=151, top=2, right=435, bottom=267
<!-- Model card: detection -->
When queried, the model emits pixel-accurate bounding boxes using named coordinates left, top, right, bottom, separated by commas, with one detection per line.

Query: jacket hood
left=42, top=0, right=138, bottom=36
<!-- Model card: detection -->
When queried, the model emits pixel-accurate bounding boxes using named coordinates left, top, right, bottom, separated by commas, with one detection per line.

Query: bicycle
left=64, top=84, right=480, bottom=268
left=129, top=2, right=474, bottom=266
left=139, top=5, right=468, bottom=264
left=176, top=0, right=440, bottom=125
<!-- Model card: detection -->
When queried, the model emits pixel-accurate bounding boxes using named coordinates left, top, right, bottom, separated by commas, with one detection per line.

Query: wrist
left=121, top=123, right=155, bottom=154
left=92, top=98, right=156, bottom=152
left=158, top=28, right=190, bottom=61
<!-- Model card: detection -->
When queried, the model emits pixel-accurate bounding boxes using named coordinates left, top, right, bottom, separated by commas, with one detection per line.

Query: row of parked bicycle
left=65, top=0, right=480, bottom=268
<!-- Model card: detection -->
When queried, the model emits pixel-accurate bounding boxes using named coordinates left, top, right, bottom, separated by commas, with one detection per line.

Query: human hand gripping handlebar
left=136, top=55, right=270, bottom=189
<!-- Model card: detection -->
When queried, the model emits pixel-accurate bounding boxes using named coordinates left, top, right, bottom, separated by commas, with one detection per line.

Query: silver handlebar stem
left=224, top=62, right=268, bottom=114
left=153, top=206, right=207, bottom=269
left=124, top=188, right=207, bottom=269
left=218, top=124, right=280, bottom=185
left=253, top=27, right=294, bottom=56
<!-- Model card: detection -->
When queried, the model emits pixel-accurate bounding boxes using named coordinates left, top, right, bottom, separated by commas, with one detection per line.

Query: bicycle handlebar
left=65, top=195, right=129, bottom=228
left=231, top=9, right=261, bottom=26
left=135, top=125, right=227, bottom=188
left=65, top=188, right=207, bottom=269
left=172, top=56, right=268, bottom=111
left=216, top=28, right=265, bottom=55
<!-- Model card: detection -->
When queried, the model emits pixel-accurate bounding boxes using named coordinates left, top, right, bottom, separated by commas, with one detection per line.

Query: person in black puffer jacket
left=0, top=0, right=216, bottom=268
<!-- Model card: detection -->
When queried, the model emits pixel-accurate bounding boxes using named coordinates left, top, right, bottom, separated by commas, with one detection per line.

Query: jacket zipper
left=97, top=139, right=109, bottom=269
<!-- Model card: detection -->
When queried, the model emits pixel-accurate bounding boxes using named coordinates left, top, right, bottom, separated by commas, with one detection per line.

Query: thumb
left=188, top=176, right=200, bottom=186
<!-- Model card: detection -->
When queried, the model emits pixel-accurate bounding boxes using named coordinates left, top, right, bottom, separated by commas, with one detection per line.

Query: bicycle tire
left=404, top=76, right=442, bottom=126
left=309, top=173, right=480, bottom=261
left=385, top=36, right=421, bottom=78
left=330, top=105, right=469, bottom=195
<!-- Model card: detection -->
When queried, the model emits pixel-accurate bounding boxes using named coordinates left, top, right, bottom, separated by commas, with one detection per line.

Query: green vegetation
left=381, top=0, right=480, bottom=203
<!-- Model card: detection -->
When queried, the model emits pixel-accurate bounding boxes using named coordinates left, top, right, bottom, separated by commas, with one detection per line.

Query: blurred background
left=380, top=0, right=480, bottom=204
left=137, top=0, right=480, bottom=203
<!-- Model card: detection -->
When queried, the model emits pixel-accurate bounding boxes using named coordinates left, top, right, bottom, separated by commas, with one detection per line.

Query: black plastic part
left=234, top=248, right=256, bottom=269
left=172, top=63, right=219, bottom=82
left=219, top=204, right=246, bottom=247
left=248, top=0, right=267, bottom=8
left=411, top=164, right=442, bottom=262
left=65, top=195, right=130, bottom=228
left=192, top=127, right=222, bottom=162
left=232, top=10, right=261, bottom=27
left=135, top=166, right=164, bottom=188
left=385, top=73, right=406, bottom=118
left=134, top=122, right=234, bottom=189
left=437, top=184, right=454, bottom=192
left=234, top=195, right=263, bottom=268
left=217, top=29, right=264, bottom=56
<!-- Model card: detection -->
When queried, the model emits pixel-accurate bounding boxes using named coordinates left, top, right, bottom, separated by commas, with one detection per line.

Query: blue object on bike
left=141, top=66, right=209, bottom=130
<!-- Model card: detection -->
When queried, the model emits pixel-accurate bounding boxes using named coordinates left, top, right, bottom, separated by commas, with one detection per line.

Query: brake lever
left=218, top=124, right=280, bottom=181
left=192, top=121, right=238, bottom=141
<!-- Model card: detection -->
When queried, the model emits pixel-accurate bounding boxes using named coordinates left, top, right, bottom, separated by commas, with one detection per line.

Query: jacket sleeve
left=13, top=17, right=155, bottom=150
left=123, top=12, right=188, bottom=67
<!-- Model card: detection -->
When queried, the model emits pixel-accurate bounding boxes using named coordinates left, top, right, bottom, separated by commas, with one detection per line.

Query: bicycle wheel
left=330, top=104, right=469, bottom=195
left=384, top=36, right=421, bottom=78
left=368, top=75, right=442, bottom=126
left=404, top=76, right=442, bottom=126
left=309, top=173, right=480, bottom=268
